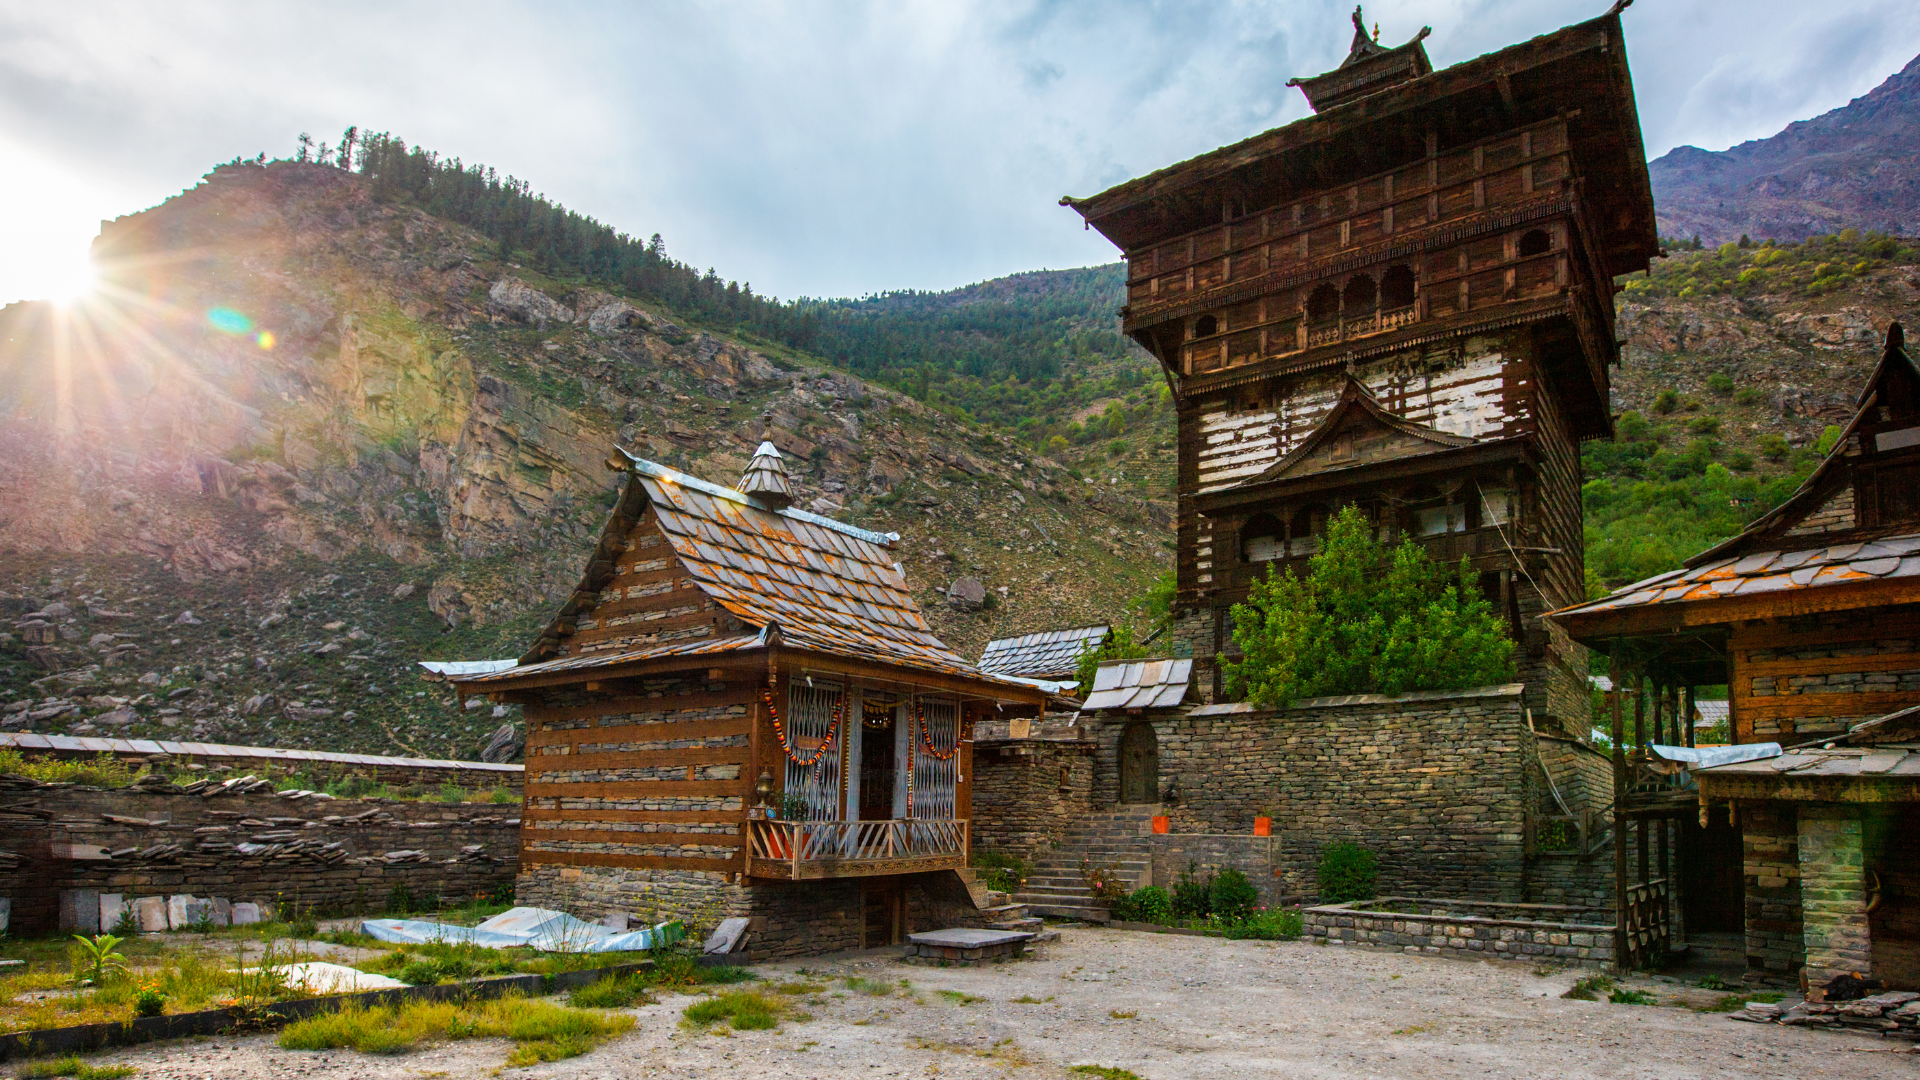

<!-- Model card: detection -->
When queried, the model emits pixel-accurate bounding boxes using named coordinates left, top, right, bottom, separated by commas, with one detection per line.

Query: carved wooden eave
left=1194, top=436, right=1532, bottom=516
left=1060, top=10, right=1655, bottom=278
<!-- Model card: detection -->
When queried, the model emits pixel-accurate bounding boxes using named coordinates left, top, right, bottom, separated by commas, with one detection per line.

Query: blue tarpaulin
left=360, top=906, right=684, bottom=953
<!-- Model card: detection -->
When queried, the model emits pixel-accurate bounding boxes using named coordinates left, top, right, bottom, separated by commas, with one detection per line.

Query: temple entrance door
left=862, top=878, right=902, bottom=947
left=860, top=710, right=897, bottom=821
left=1119, top=722, right=1158, bottom=804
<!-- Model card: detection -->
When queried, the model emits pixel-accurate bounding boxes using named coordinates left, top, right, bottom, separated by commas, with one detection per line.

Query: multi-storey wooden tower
left=1063, top=6, right=1657, bottom=718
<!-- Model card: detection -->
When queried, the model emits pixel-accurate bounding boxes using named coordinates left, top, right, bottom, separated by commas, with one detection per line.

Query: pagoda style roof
left=1061, top=8, right=1655, bottom=277
left=1286, top=7, right=1433, bottom=113
left=467, top=448, right=1040, bottom=697
left=1553, top=323, right=1920, bottom=643
left=1232, top=378, right=1476, bottom=490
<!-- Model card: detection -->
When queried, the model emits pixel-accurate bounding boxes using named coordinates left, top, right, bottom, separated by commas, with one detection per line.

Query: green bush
left=1112, top=885, right=1172, bottom=925
left=1705, top=373, right=1734, bottom=395
left=1734, top=386, right=1764, bottom=406
left=1651, top=390, right=1679, bottom=414
left=1208, top=869, right=1259, bottom=922
left=1316, top=842, right=1378, bottom=903
left=1221, top=907, right=1304, bottom=940
left=1171, top=862, right=1212, bottom=920
left=970, top=851, right=1030, bottom=894
left=1225, top=506, right=1513, bottom=707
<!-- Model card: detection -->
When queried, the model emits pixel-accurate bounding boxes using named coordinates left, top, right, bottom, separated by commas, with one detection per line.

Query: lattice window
left=784, top=683, right=843, bottom=821
left=911, top=699, right=960, bottom=820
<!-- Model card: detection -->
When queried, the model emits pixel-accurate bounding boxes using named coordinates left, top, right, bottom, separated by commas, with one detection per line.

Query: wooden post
left=1684, top=685, right=1697, bottom=748
left=1611, top=648, right=1629, bottom=970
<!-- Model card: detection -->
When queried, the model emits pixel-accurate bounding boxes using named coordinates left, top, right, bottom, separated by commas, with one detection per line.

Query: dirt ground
left=45, top=928, right=1920, bottom=1080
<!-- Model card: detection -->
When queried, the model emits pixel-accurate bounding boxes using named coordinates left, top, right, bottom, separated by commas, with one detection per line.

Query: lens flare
left=255, top=330, right=275, bottom=350
left=206, top=307, right=252, bottom=334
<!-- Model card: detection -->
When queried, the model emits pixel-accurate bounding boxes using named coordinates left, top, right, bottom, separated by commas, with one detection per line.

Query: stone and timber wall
left=970, top=723, right=1094, bottom=862
left=0, top=781, right=517, bottom=935
left=1741, top=801, right=1804, bottom=982
left=1798, top=804, right=1871, bottom=987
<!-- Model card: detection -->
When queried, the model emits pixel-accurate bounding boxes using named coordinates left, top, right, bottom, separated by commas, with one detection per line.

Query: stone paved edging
left=1304, top=897, right=1615, bottom=968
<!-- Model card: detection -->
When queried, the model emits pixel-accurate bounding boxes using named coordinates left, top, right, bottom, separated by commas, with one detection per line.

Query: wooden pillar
left=1684, top=685, right=1697, bottom=748
left=1634, top=671, right=1649, bottom=884
left=1611, top=650, right=1629, bottom=970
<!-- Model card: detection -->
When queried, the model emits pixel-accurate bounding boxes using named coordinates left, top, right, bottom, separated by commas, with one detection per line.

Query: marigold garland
left=764, top=685, right=842, bottom=774
left=914, top=702, right=962, bottom=762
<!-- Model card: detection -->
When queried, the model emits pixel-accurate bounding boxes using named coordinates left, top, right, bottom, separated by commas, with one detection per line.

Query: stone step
left=1021, top=901, right=1111, bottom=923
left=1013, top=887, right=1096, bottom=903
left=988, top=917, right=1045, bottom=933
left=979, top=902, right=1030, bottom=920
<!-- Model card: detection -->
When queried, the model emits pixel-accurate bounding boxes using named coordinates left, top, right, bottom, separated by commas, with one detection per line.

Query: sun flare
left=42, top=254, right=98, bottom=307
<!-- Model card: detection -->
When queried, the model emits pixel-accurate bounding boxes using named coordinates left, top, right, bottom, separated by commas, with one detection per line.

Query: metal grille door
left=784, top=683, right=843, bottom=821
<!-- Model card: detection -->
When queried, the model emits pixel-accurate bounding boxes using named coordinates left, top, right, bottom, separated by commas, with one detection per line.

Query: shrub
left=1685, top=415, right=1721, bottom=436
left=1650, top=390, right=1679, bottom=414
left=971, top=851, right=1029, bottom=894
left=1111, top=885, right=1172, bottom=925
left=16, top=1058, right=136, bottom=1079
left=1757, top=434, right=1789, bottom=460
left=1221, top=907, right=1304, bottom=940
left=133, top=986, right=168, bottom=1017
left=1816, top=425, right=1844, bottom=455
left=1317, top=843, right=1378, bottom=903
left=1171, top=861, right=1212, bottom=920
left=1208, top=869, right=1259, bottom=922
left=0, top=749, right=143, bottom=789
left=1705, top=373, right=1734, bottom=395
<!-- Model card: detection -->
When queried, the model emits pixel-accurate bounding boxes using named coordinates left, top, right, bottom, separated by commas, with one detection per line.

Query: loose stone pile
left=1731, top=990, right=1920, bottom=1038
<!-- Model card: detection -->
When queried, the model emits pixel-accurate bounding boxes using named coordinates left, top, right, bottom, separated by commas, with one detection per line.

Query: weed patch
left=937, top=990, right=985, bottom=1006
left=278, top=993, right=632, bottom=1062
left=682, top=990, right=788, bottom=1031
left=1069, top=1067, right=1144, bottom=1080
left=568, top=974, right=653, bottom=1009
left=843, top=977, right=893, bottom=997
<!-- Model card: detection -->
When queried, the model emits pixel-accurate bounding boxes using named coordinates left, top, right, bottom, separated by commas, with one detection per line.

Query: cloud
left=0, top=0, right=1915, bottom=306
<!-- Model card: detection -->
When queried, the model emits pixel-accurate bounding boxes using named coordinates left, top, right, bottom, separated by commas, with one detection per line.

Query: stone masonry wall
left=1088, top=685, right=1532, bottom=902
left=1798, top=804, right=1871, bottom=987
left=0, top=783, right=517, bottom=935
left=1305, top=898, right=1614, bottom=967
left=1741, top=801, right=1804, bottom=982
left=970, top=735, right=1094, bottom=862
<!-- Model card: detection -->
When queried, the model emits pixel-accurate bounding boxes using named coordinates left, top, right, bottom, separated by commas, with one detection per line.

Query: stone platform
left=903, top=927, right=1034, bottom=965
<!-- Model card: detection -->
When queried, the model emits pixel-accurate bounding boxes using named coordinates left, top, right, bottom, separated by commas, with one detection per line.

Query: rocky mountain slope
left=1650, top=53, right=1920, bottom=245
left=0, top=161, right=1169, bottom=757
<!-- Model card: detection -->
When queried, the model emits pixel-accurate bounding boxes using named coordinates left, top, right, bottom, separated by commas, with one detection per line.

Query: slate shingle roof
left=977, top=626, right=1109, bottom=680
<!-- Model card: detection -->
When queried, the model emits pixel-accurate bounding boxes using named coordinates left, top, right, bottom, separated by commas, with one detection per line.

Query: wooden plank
left=522, top=826, right=743, bottom=849
left=523, top=779, right=742, bottom=798
left=524, top=746, right=745, bottom=772
left=530, top=717, right=750, bottom=749
left=571, top=610, right=731, bottom=648
left=1561, top=577, right=1920, bottom=641
left=517, top=848, right=738, bottom=873
left=473, top=653, right=763, bottom=693
left=775, top=648, right=1047, bottom=706
left=1731, top=615, right=1920, bottom=650
left=525, top=687, right=756, bottom=726
left=1726, top=692, right=1916, bottom=720
left=1738, top=653, right=1920, bottom=679
left=521, top=807, right=744, bottom=826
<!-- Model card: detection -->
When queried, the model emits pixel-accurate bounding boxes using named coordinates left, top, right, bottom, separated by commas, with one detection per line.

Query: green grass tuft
left=681, top=990, right=788, bottom=1031
left=17, top=1058, right=138, bottom=1079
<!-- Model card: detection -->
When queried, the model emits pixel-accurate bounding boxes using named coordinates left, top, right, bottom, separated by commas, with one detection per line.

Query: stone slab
left=704, top=917, right=751, bottom=955
left=210, top=897, right=231, bottom=927
left=600, top=912, right=629, bottom=931
left=99, top=894, right=126, bottom=933
left=230, top=902, right=262, bottom=926
left=134, top=896, right=168, bottom=933
left=166, top=895, right=199, bottom=930
left=59, top=889, right=100, bottom=935
left=907, top=928, right=1033, bottom=949
left=279, top=962, right=409, bottom=993
left=182, top=899, right=214, bottom=928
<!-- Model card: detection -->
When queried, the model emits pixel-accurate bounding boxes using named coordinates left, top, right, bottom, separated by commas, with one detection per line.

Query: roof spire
left=738, top=440, right=795, bottom=510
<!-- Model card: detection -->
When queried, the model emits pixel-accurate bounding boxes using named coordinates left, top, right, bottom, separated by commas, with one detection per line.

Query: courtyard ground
left=41, top=927, right=1920, bottom=1079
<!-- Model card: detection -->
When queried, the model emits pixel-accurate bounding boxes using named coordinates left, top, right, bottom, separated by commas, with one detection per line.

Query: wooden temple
left=449, top=441, right=1045, bottom=955
left=1062, top=5, right=1657, bottom=721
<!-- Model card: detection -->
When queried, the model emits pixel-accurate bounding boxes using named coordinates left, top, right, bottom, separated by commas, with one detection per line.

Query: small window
left=1518, top=229, right=1552, bottom=257
left=1194, top=314, right=1218, bottom=338
left=1405, top=486, right=1461, bottom=536
left=1306, top=283, right=1340, bottom=322
left=1288, top=505, right=1328, bottom=555
left=1342, top=274, right=1377, bottom=313
left=1380, top=265, right=1417, bottom=310
left=1242, top=512, right=1282, bottom=563
left=1478, top=486, right=1515, bottom=526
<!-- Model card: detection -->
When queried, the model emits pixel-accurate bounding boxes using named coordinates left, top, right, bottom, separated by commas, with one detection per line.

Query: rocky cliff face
left=0, top=162, right=1169, bottom=757
left=1650, top=54, right=1920, bottom=245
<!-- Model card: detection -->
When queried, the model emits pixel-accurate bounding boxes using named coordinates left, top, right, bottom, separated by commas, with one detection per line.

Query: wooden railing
left=746, top=818, right=969, bottom=880
left=1619, top=878, right=1670, bottom=971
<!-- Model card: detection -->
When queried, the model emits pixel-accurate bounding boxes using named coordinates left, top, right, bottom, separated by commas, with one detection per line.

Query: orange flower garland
left=764, top=685, right=843, bottom=775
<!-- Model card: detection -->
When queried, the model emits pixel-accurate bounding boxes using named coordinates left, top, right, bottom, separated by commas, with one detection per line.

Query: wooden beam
left=524, top=746, right=745, bottom=773
left=523, top=779, right=741, bottom=798
left=521, top=807, right=742, bottom=826
left=518, top=849, right=738, bottom=873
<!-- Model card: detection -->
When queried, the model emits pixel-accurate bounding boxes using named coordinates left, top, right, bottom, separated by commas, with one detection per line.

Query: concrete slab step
left=1022, top=902, right=1110, bottom=923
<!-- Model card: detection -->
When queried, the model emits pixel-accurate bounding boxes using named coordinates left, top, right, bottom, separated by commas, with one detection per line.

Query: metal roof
left=418, top=660, right=519, bottom=678
left=1696, top=745, right=1920, bottom=779
left=1693, top=699, right=1729, bottom=727
left=977, top=626, right=1109, bottom=680
left=1553, top=532, right=1920, bottom=618
left=1082, top=658, right=1193, bottom=711
left=0, top=732, right=522, bottom=773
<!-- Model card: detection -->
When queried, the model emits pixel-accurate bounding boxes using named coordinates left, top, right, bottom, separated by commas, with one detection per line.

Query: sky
left=2, top=0, right=1917, bottom=307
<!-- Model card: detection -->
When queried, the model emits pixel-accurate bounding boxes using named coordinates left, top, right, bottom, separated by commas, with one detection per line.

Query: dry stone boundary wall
left=0, top=779, right=518, bottom=936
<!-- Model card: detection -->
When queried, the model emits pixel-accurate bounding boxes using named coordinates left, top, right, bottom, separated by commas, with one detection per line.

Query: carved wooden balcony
left=746, top=818, right=969, bottom=880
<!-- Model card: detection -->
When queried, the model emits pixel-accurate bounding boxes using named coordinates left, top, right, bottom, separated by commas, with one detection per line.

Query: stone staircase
left=1011, top=806, right=1160, bottom=923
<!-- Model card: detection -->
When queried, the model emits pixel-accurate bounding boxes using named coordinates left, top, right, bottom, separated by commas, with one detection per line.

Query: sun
left=43, top=253, right=98, bottom=307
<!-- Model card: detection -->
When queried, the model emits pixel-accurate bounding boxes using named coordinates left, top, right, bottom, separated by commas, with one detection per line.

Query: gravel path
left=62, top=928, right=1920, bottom=1079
